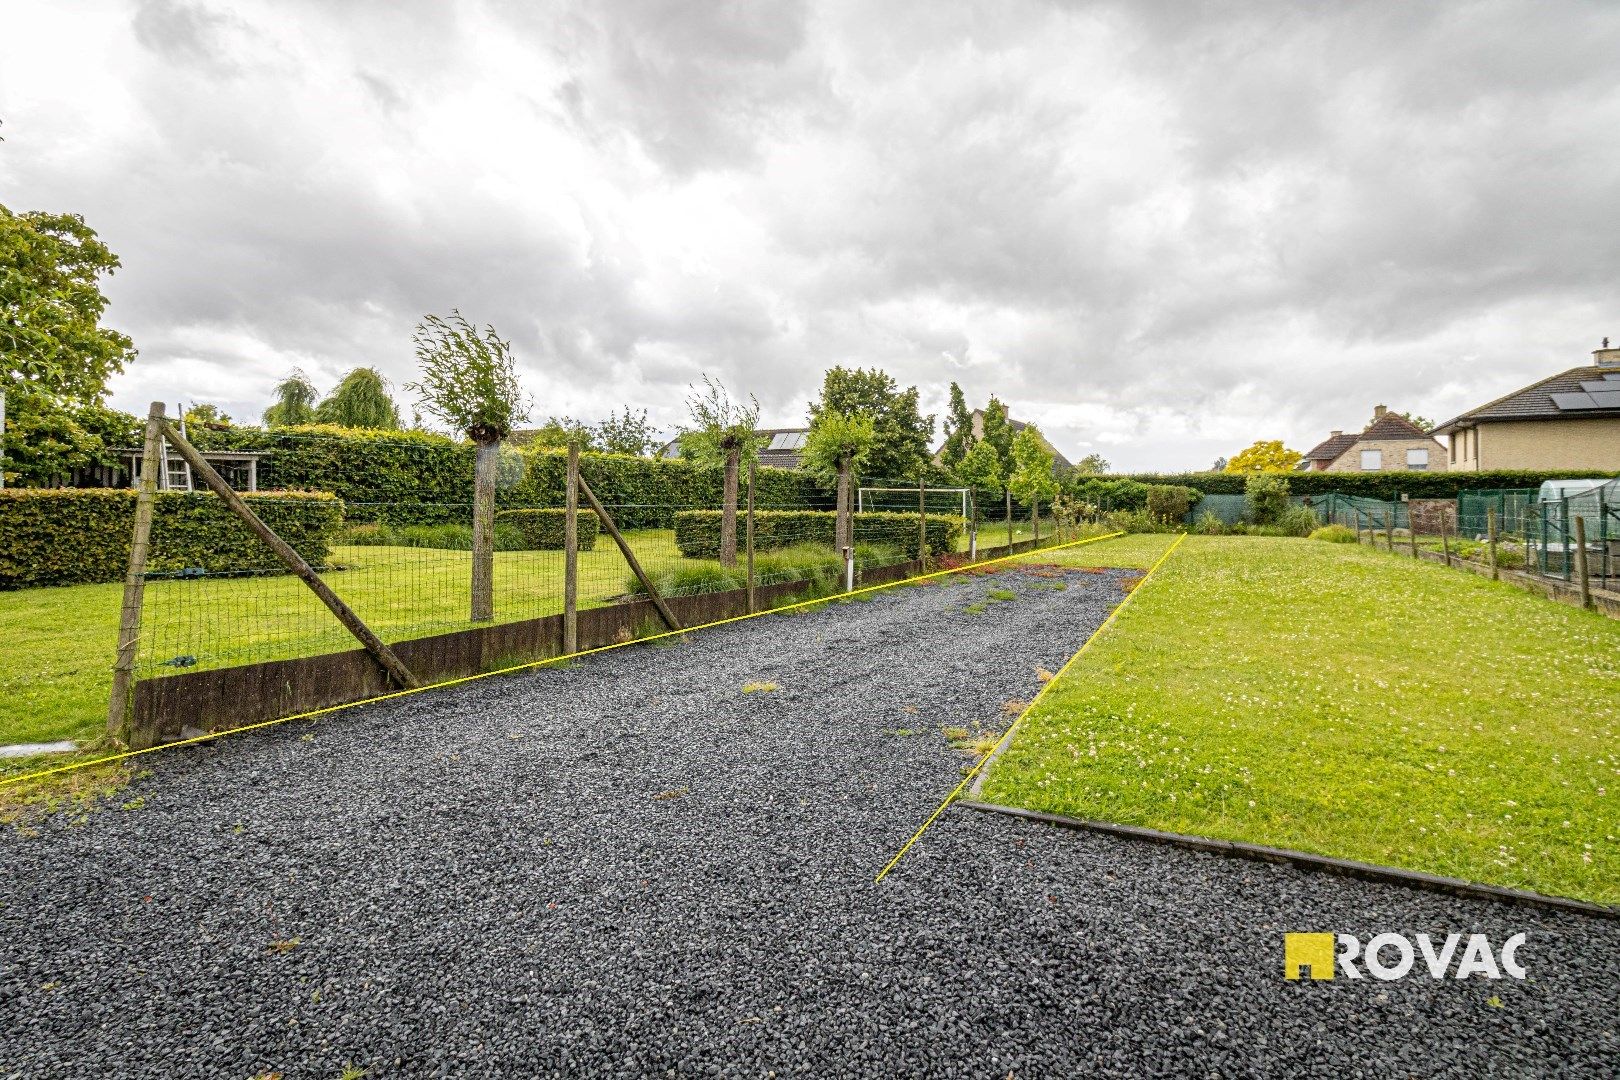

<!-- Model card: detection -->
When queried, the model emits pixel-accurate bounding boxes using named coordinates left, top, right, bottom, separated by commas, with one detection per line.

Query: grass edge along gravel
left=977, top=534, right=1620, bottom=906
left=0, top=532, right=1127, bottom=799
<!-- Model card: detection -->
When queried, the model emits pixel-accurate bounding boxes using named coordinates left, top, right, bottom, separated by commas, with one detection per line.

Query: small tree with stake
left=679, top=375, right=761, bottom=568
left=957, top=439, right=1004, bottom=551
left=407, top=311, right=530, bottom=621
left=801, top=411, right=876, bottom=554
left=1008, top=425, right=1058, bottom=543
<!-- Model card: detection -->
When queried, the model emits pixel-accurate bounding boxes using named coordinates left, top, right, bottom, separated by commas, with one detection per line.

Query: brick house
left=1299, top=406, right=1447, bottom=473
left=1430, top=344, right=1620, bottom=471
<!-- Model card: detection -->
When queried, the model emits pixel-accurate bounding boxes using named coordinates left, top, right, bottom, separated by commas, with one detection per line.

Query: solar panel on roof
left=1551, top=392, right=1599, bottom=410
left=1588, top=391, right=1620, bottom=408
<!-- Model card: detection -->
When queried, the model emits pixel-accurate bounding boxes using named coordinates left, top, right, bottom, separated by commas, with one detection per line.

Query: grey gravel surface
left=2, top=568, right=1617, bottom=1079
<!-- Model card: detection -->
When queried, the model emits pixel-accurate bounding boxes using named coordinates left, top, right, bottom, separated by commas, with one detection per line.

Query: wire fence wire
left=134, top=472, right=1073, bottom=682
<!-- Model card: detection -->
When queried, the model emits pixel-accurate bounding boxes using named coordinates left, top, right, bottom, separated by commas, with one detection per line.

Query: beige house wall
left=1446, top=418, right=1620, bottom=472
left=1323, top=437, right=1448, bottom=473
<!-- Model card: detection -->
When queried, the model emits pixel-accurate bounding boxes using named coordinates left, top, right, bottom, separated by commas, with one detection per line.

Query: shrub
left=1107, top=509, right=1178, bottom=534
left=1244, top=474, right=1291, bottom=526
left=625, top=543, right=898, bottom=598
left=1145, top=484, right=1199, bottom=524
left=496, top=508, right=599, bottom=551
left=672, top=510, right=961, bottom=559
left=337, top=521, right=536, bottom=551
left=1275, top=505, right=1321, bottom=537
left=0, top=489, right=344, bottom=588
left=1309, top=524, right=1357, bottom=544
left=1194, top=510, right=1227, bottom=536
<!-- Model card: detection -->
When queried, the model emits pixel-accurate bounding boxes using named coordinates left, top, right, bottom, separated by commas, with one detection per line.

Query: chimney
left=1595, top=337, right=1620, bottom=367
left=1373, top=405, right=1387, bottom=419
left=1331, top=430, right=1343, bottom=438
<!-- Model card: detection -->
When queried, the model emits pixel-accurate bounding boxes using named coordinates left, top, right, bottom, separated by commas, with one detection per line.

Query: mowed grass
left=984, top=535, right=1620, bottom=905
left=0, top=530, right=708, bottom=749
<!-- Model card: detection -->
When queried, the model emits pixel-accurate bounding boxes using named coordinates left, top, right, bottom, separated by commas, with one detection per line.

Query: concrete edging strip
left=956, top=800, right=1619, bottom=921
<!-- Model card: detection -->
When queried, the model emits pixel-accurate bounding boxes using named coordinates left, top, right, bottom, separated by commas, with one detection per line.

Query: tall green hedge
left=1118, top=469, right=1620, bottom=499
left=0, top=489, right=345, bottom=589
left=190, top=425, right=830, bottom=527
left=673, top=510, right=962, bottom=559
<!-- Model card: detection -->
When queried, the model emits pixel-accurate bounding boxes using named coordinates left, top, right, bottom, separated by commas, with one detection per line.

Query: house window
left=1406, top=448, right=1428, bottom=471
left=1449, top=433, right=1457, bottom=463
left=1360, top=449, right=1382, bottom=471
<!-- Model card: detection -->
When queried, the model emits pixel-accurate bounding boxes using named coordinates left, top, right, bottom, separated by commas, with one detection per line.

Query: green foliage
left=1225, top=439, right=1302, bottom=473
left=1007, top=425, right=1058, bottom=506
left=1195, top=510, right=1227, bottom=535
left=1072, top=452, right=1110, bottom=475
left=1107, top=509, right=1181, bottom=534
left=1144, top=484, right=1198, bottom=524
left=678, top=374, right=761, bottom=465
left=262, top=370, right=319, bottom=427
left=800, top=410, right=875, bottom=479
left=978, top=397, right=1014, bottom=480
left=1, top=387, right=138, bottom=485
left=1272, top=505, right=1321, bottom=537
left=408, top=311, right=530, bottom=441
left=315, top=367, right=401, bottom=430
left=1119, top=469, right=1620, bottom=499
left=672, top=510, right=961, bottom=559
left=938, top=381, right=975, bottom=469
left=956, top=439, right=1005, bottom=498
left=0, top=204, right=136, bottom=405
left=340, top=521, right=532, bottom=552
left=594, top=406, right=660, bottom=457
left=807, top=367, right=934, bottom=480
left=496, top=508, right=599, bottom=550
left=1310, top=524, right=1358, bottom=543
left=524, top=416, right=598, bottom=451
left=1244, top=473, right=1291, bottom=525
left=626, top=542, right=896, bottom=598
left=0, top=489, right=343, bottom=588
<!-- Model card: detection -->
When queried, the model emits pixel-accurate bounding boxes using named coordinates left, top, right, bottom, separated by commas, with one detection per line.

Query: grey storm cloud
left=1, top=0, right=1617, bottom=469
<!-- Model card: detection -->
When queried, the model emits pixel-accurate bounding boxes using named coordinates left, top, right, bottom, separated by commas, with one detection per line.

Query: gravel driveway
left=3, top=568, right=1616, bottom=1078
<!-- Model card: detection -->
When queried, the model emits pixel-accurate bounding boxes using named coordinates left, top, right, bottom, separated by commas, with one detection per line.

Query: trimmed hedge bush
left=673, top=510, right=963, bottom=559
left=496, top=508, right=599, bottom=551
left=1119, top=469, right=1620, bottom=499
left=190, top=425, right=830, bottom=527
left=0, top=489, right=344, bottom=588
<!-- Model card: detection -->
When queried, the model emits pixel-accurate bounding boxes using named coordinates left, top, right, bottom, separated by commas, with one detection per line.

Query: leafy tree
left=1008, top=425, right=1059, bottom=505
left=595, top=406, right=659, bottom=457
left=527, top=416, right=598, bottom=451
left=184, top=403, right=233, bottom=428
left=263, top=370, right=319, bottom=427
left=807, top=367, right=933, bottom=481
left=407, top=311, right=531, bottom=621
left=956, top=439, right=1004, bottom=545
left=1224, top=439, right=1302, bottom=474
left=979, top=395, right=1015, bottom=472
left=802, top=410, right=876, bottom=553
left=1245, top=473, right=1291, bottom=525
left=938, top=381, right=975, bottom=469
left=315, top=367, right=401, bottom=430
left=1210, top=456, right=1228, bottom=472
left=1392, top=410, right=1435, bottom=431
left=679, top=374, right=761, bottom=567
left=1, top=204, right=137, bottom=484
left=1073, top=452, right=1110, bottom=475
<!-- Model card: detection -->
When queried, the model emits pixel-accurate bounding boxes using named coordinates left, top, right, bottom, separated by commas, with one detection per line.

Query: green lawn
left=0, top=530, right=710, bottom=749
left=987, top=534, right=1620, bottom=905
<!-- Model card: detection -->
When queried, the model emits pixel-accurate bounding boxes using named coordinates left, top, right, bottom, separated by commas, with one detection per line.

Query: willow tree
left=315, top=367, right=401, bottom=429
left=407, top=311, right=530, bottom=621
left=801, top=410, right=876, bottom=554
left=262, top=370, right=318, bottom=427
left=679, top=375, right=760, bottom=568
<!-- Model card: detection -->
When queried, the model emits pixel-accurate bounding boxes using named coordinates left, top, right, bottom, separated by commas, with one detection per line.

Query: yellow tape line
left=1, top=531, right=1127, bottom=789
left=873, top=531, right=1188, bottom=884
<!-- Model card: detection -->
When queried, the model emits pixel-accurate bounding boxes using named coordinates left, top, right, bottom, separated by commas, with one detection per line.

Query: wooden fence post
left=1487, top=507, right=1499, bottom=580
left=576, top=473, right=681, bottom=631
left=107, top=402, right=166, bottom=743
left=564, top=443, right=579, bottom=653
left=1033, top=498, right=1041, bottom=547
left=746, top=459, right=757, bottom=614
left=1385, top=509, right=1395, bottom=552
left=155, top=418, right=420, bottom=704
left=1005, top=490, right=1013, bottom=550
left=1574, top=516, right=1592, bottom=609
left=1409, top=517, right=1419, bottom=559
left=917, top=476, right=927, bottom=563
left=1440, top=519, right=1452, bottom=566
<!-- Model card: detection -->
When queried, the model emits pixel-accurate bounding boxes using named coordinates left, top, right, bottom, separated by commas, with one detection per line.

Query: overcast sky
left=3, top=0, right=1618, bottom=471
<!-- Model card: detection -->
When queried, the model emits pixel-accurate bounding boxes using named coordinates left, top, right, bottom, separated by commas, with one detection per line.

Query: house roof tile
left=1432, top=366, right=1620, bottom=433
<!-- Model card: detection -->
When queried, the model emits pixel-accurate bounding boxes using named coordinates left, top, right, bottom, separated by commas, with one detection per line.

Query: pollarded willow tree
left=315, top=367, right=401, bottom=430
left=407, top=311, right=530, bottom=621
left=801, top=410, right=876, bottom=554
left=679, top=375, right=761, bottom=568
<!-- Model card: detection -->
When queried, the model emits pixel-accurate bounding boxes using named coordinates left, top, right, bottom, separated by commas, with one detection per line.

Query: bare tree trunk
left=836, top=456, right=852, bottom=551
left=471, top=437, right=498, bottom=621
left=720, top=445, right=740, bottom=568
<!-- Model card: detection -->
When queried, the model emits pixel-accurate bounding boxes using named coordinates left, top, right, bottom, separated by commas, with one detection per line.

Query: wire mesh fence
left=131, top=463, right=1075, bottom=683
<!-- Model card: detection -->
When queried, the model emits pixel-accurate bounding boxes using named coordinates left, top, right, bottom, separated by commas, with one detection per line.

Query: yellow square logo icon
left=1285, top=933, right=1336, bottom=980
